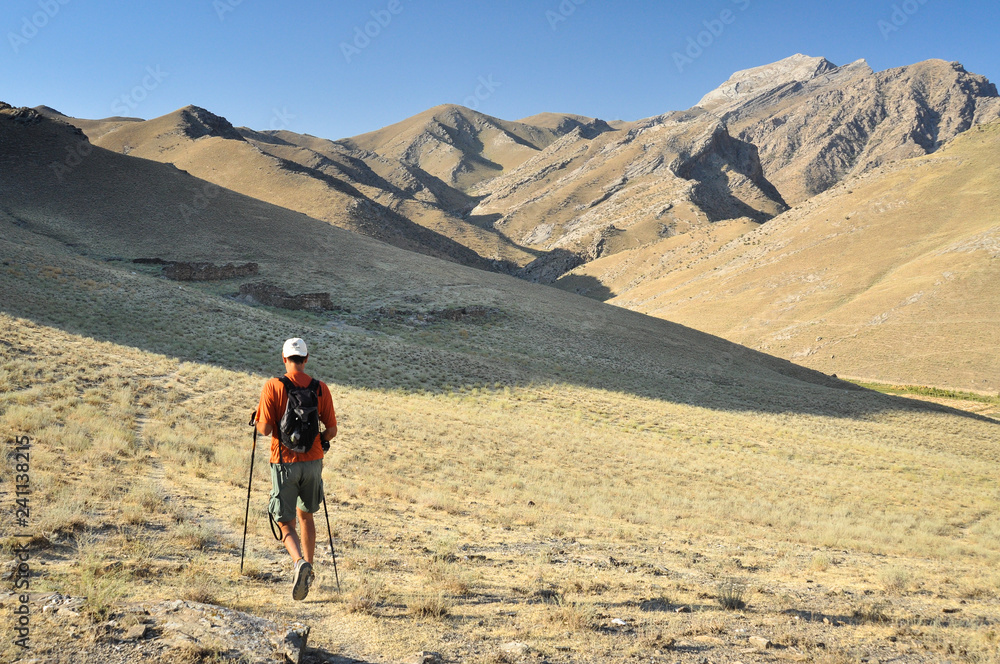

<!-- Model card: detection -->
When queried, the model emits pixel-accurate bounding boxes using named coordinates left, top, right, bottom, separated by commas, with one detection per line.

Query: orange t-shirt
left=256, top=370, right=336, bottom=464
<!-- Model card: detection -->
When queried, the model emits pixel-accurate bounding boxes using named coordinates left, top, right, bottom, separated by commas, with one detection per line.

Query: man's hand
left=320, top=426, right=336, bottom=452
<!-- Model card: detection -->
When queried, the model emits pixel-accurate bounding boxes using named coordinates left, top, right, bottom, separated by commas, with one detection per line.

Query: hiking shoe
left=292, top=559, right=313, bottom=601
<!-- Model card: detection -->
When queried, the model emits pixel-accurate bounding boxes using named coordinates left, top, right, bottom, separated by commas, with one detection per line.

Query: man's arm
left=319, top=382, right=337, bottom=442
left=255, top=380, right=276, bottom=437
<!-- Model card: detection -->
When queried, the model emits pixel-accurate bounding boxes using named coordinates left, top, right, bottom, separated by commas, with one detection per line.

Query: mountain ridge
left=9, top=52, right=1000, bottom=389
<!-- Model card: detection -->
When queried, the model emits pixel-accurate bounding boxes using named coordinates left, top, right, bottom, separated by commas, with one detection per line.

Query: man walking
left=255, top=338, right=337, bottom=600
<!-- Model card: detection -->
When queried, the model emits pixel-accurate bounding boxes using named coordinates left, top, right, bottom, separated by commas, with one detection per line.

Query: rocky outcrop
left=133, top=258, right=259, bottom=281
left=515, top=249, right=584, bottom=284
left=164, top=261, right=259, bottom=281
left=178, top=105, right=246, bottom=142
left=32, top=594, right=310, bottom=664
left=697, top=54, right=838, bottom=115
left=238, top=281, right=339, bottom=312
left=1, top=104, right=46, bottom=125
left=470, top=109, right=786, bottom=281
left=703, top=57, right=1000, bottom=203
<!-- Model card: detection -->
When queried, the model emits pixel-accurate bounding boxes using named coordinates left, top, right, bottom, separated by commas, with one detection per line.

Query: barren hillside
left=468, top=108, right=786, bottom=279
left=558, top=121, right=1000, bottom=391
left=38, top=104, right=496, bottom=269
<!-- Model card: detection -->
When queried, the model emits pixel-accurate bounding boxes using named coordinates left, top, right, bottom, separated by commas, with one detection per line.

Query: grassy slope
left=3, top=256, right=1000, bottom=663
left=2, top=108, right=1000, bottom=663
left=558, top=122, right=1000, bottom=393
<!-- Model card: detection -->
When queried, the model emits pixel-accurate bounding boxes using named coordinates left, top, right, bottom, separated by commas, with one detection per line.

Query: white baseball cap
left=282, top=338, right=308, bottom=358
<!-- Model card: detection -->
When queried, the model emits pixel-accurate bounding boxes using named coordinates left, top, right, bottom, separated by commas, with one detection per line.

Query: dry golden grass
left=2, top=310, right=1000, bottom=663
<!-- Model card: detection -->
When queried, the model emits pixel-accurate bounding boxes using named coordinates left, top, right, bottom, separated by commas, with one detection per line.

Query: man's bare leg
left=298, top=509, right=316, bottom=564
left=279, top=521, right=304, bottom=562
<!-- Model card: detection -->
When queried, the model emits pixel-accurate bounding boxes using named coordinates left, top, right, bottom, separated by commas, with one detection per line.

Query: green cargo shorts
left=268, top=459, right=323, bottom=524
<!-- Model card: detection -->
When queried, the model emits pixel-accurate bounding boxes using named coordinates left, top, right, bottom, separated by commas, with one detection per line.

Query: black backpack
left=277, top=376, right=321, bottom=455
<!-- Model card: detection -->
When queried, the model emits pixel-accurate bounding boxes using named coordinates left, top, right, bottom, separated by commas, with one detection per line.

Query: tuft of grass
left=716, top=578, right=747, bottom=611
left=168, top=641, right=228, bottom=664
left=346, top=576, right=389, bottom=615
left=176, top=523, right=214, bottom=550
left=181, top=582, right=218, bottom=605
left=810, top=554, right=831, bottom=572
left=880, top=566, right=913, bottom=595
left=547, top=599, right=596, bottom=631
left=70, top=549, right=130, bottom=623
left=407, top=592, right=452, bottom=620
left=853, top=599, right=892, bottom=624
left=639, top=596, right=672, bottom=612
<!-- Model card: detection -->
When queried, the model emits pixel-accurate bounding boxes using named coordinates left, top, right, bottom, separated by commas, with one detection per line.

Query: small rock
left=124, top=624, right=148, bottom=640
left=501, top=641, right=531, bottom=657
left=611, top=618, right=628, bottom=627
left=675, top=605, right=691, bottom=613
left=749, top=636, right=773, bottom=650
left=276, top=623, right=309, bottom=664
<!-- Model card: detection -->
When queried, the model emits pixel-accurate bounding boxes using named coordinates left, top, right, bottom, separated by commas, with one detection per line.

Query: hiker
left=255, top=338, right=337, bottom=601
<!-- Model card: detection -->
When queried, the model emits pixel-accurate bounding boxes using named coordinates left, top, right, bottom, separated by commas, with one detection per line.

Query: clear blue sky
left=2, top=0, right=998, bottom=140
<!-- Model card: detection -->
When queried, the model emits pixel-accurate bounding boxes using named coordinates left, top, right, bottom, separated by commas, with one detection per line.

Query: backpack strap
left=308, top=379, right=320, bottom=398
left=275, top=376, right=295, bottom=466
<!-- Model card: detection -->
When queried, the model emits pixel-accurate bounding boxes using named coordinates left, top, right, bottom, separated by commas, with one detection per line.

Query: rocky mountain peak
left=697, top=54, right=839, bottom=113
left=177, top=105, right=245, bottom=142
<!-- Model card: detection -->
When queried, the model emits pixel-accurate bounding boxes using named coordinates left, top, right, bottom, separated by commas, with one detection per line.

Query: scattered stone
left=275, top=622, right=310, bottom=664
left=675, top=605, right=692, bottom=613
left=611, top=618, right=628, bottom=627
left=749, top=636, right=773, bottom=650
left=501, top=641, right=531, bottom=657
left=123, top=623, right=149, bottom=640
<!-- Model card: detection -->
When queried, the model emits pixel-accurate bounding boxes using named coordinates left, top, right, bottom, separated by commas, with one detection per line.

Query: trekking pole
left=241, top=410, right=258, bottom=575
left=321, top=488, right=342, bottom=593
